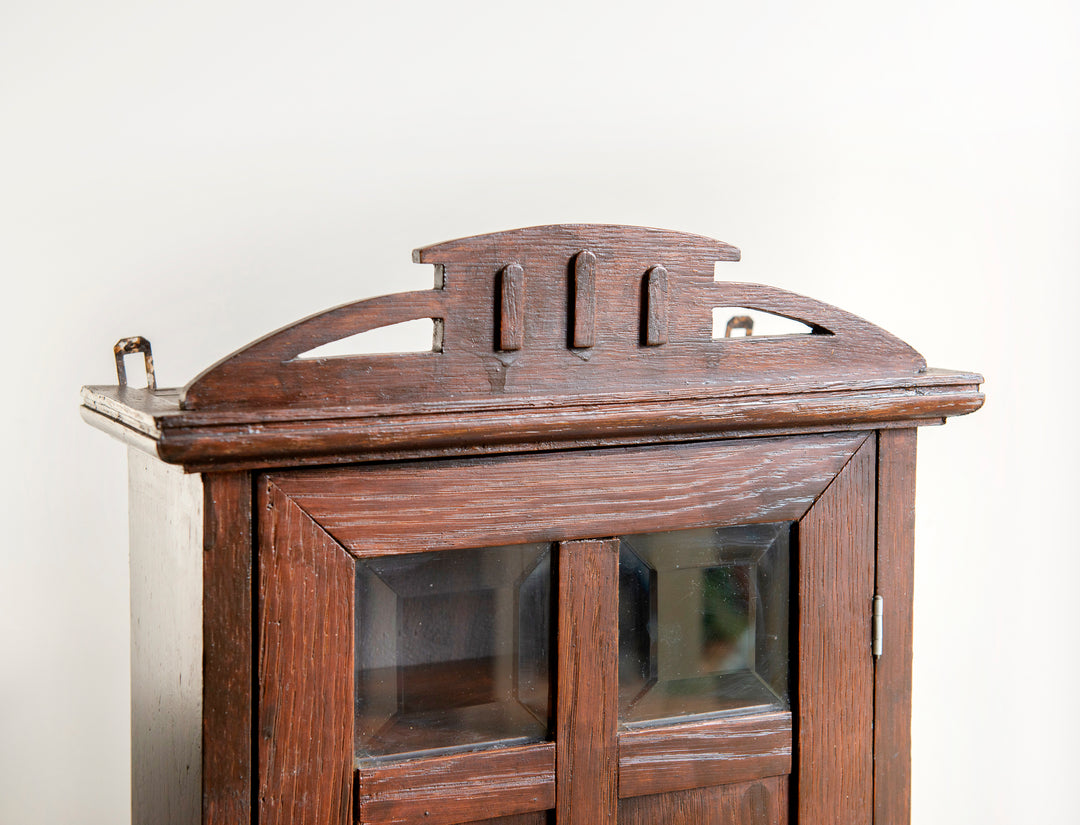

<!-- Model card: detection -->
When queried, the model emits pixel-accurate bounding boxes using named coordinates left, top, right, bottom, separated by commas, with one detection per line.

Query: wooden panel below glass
left=617, top=775, right=789, bottom=825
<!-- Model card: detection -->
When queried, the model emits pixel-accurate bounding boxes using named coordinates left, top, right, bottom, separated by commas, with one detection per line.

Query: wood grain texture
left=874, top=428, right=918, bottom=825
left=128, top=451, right=203, bottom=825
left=557, top=539, right=619, bottom=825
left=617, top=776, right=788, bottom=825
left=499, top=264, right=525, bottom=352
left=179, top=225, right=931, bottom=411
left=618, top=711, right=792, bottom=799
left=797, top=437, right=877, bottom=824
left=572, top=250, right=596, bottom=348
left=270, top=433, right=867, bottom=557
left=201, top=473, right=252, bottom=825
left=81, top=369, right=983, bottom=472
left=258, top=481, right=353, bottom=825
left=356, top=744, right=555, bottom=825
left=643, top=265, right=668, bottom=346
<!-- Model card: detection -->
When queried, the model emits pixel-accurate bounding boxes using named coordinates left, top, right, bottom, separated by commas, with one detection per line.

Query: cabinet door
left=256, top=432, right=879, bottom=825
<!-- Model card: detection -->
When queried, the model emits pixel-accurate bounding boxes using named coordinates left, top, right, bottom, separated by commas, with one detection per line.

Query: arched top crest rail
left=180, top=225, right=926, bottom=411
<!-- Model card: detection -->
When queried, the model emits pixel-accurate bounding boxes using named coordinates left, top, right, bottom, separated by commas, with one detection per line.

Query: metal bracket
left=114, top=336, right=156, bottom=390
left=872, top=595, right=884, bottom=658
left=725, top=315, right=754, bottom=337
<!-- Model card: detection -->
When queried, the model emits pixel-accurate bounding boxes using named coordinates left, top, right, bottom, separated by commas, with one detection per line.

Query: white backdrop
left=2, top=2, right=1076, bottom=823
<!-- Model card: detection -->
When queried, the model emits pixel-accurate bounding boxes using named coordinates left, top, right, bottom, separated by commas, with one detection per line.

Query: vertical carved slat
left=557, top=538, right=619, bottom=825
left=572, top=250, right=597, bottom=348
left=643, top=265, right=668, bottom=346
left=499, top=263, right=525, bottom=351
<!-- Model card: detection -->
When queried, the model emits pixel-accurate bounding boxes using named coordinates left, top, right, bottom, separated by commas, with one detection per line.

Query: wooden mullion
left=873, top=428, right=918, bottom=825
left=556, top=538, right=619, bottom=825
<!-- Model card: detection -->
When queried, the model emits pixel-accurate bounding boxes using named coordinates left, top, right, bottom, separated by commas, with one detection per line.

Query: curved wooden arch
left=181, top=225, right=924, bottom=411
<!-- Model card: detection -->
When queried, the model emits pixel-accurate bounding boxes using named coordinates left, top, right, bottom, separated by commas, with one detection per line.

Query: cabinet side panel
left=617, top=776, right=788, bottom=825
left=797, top=438, right=876, bottom=824
left=128, top=450, right=204, bottom=825
left=202, top=473, right=253, bottom=825
left=258, top=481, right=354, bottom=825
left=874, top=429, right=917, bottom=825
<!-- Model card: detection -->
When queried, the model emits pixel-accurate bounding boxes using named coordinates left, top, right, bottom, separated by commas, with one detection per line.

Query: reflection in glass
left=354, top=543, right=551, bottom=763
left=618, top=523, right=791, bottom=726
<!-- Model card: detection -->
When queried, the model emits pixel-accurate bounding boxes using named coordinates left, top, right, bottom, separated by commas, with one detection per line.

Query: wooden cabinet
left=82, top=225, right=983, bottom=825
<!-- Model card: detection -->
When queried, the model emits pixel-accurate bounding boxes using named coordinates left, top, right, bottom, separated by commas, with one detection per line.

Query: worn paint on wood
left=128, top=451, right=203, bottom=825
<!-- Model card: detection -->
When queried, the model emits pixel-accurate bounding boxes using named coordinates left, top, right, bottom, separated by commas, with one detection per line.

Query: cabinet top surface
left=81, top=224, right=983, bottom=470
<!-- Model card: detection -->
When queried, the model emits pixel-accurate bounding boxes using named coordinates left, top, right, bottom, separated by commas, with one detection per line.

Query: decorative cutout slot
left=296, top=318, right=443, bottom=360
left=711, top=308, right=817, bottom=339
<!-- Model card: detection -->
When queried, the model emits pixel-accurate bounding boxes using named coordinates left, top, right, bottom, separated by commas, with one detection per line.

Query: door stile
left=556, top=538, right=620, bottom=825
left=258, top=479, right=355, bottom=825
left=797, top=438, right=877, bottom=824
left=202, top=471, right=254, bottom=825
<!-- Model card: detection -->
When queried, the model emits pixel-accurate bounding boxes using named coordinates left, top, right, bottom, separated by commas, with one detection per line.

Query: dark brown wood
left=81, top=368, right=983, bottom=472
left=499, top=263, right=525, bottom=351
left=178, top=225, right=933, bottom=412
left=271, top=433, right=867, bottom=556
left=83, top=224, right=984, bottom=825
left=356, top=744, right=555, bottom=825
left=201, top=473, right=252, bottom=825
left=617, top=711, right=791, bottom=799
left=258, top=480, right=353, bottom=825
left=797, top=437, right=877, bottom=824
left=557, top=539, right=619, bottom=825
left=874, top=428, right=918, bottom=825
left=617, top=776, right=788, bottom=825
left=572, top=249, right=596, bottom=347
left=128, top=450, right=204, bottom=825
left=470, top=816, right=548, bottom=825
left=643, top=265, right=668, bottom=346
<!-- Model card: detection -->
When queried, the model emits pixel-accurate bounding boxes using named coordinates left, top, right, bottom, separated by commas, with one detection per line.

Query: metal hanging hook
left=113, top=336, right=156, bottom=390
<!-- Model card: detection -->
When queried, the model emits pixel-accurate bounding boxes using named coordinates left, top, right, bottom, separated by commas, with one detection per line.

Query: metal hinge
left=872, top=595, right=884, bottom=658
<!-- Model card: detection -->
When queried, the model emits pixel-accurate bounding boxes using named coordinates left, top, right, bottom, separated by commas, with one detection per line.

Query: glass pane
left=618, top=523, right=791, bottom=726
left=354, top=543, right=551, bottom=763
